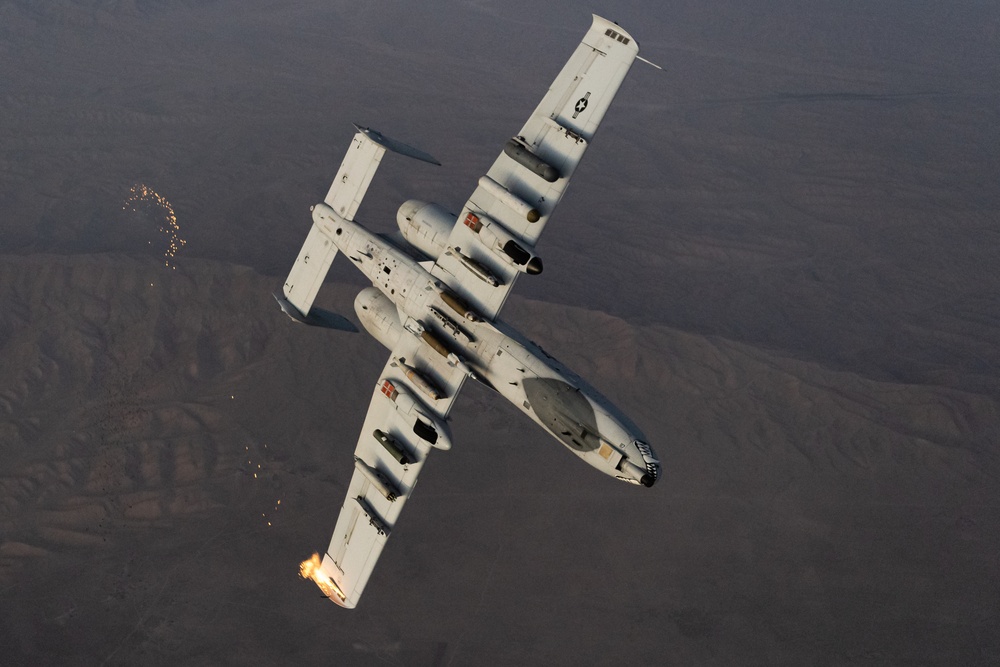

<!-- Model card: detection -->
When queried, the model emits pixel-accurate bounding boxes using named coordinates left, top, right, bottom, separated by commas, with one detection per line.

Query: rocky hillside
left=1, top=252, right=996, bottom=664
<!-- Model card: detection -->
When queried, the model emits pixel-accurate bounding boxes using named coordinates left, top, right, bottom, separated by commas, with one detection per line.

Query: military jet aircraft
left=277, top=15, right=660, bottom=608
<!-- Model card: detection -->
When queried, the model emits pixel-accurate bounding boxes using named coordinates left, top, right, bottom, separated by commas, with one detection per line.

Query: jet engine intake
left=397, top=200, right=455, bottom=260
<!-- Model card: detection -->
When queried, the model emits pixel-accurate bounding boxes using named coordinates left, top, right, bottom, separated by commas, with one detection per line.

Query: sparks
left=124, top=183, right=187, bottom=268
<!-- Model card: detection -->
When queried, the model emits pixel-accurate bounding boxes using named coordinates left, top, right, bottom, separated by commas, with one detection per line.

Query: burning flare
left=123, top=183, right=187, bottom=269
left=299, top=553, right=347, bottom=603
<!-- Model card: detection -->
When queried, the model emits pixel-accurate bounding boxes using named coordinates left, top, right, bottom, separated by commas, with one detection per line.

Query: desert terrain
left=1, top=1, right=998, bottom=664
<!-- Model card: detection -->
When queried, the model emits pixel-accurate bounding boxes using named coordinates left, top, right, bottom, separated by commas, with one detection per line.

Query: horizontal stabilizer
left=325, top=125, right=440, bottom=222
left=273, top=293, right=358, bottom=332
left=281, top=215, right=340, bottom=317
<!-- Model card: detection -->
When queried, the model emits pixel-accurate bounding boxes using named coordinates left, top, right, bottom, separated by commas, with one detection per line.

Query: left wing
left=430, top=15, right=640, bottom=320
left=304, top=326, right=469, bottom=607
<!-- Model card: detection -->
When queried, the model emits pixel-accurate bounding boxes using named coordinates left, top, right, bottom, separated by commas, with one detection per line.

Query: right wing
left=430, top=15, right=640, bottom=320
left=304, top=325, right=469, bottom=607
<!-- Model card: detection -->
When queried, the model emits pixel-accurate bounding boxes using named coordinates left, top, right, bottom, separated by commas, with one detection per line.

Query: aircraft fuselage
left=312, top=202, right=660, bottom=487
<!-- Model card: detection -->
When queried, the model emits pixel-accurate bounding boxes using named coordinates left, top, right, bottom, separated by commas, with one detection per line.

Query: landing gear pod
left=461, top=212, right=544, bottom=275
left=503, top=138, right=561, bottom=182
left=378, top=379, right=453, bottom=451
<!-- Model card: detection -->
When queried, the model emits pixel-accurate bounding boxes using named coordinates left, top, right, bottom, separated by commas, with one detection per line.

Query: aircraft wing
left=430, top=15, right=640, bottom=320
left=306, top=326, right=470, bottom=608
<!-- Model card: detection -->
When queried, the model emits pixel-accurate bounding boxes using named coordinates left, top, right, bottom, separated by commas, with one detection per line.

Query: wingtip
left=327, top=593, right=356, bottom=609
left=591, top=14, right=639, bottom=51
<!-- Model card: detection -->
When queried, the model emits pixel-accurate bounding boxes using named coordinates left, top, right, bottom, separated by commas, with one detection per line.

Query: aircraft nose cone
left=526, top=257, right=543, bottom=275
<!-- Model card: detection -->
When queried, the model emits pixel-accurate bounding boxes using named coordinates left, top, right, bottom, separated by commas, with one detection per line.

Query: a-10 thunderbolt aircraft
left=277, top=15, right=660, bottom=608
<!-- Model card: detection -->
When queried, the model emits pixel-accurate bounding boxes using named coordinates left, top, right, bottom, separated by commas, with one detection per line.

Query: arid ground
left=1, top=2, right=998, bottom=664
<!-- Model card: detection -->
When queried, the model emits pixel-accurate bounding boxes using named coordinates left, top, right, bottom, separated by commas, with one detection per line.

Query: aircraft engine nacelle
left=354, top=287, right=403, bottom=351
left=397, top=200, right=454, bottom=260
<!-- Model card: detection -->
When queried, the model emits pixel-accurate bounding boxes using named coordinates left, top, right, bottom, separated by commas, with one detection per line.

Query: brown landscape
left=1, top=1, right=998, bottom=664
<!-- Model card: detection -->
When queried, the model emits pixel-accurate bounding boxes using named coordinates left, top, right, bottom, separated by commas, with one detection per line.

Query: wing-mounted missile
left=358, top=288, right=475, bottom=376
left=461, top=212, right=543, bottom=275
left=396, top=314, right=474, bottom=377
left=448, top=247, right=503, bottom=287
left=419, top=327, right=450, bottom=358
left=410, top=321, right=475, bottom=375
left=379, top=379, right=452, bottom=450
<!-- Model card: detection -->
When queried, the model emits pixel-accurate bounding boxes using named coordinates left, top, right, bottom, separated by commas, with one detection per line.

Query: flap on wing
left=431, top=15, right=640, bottom=320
